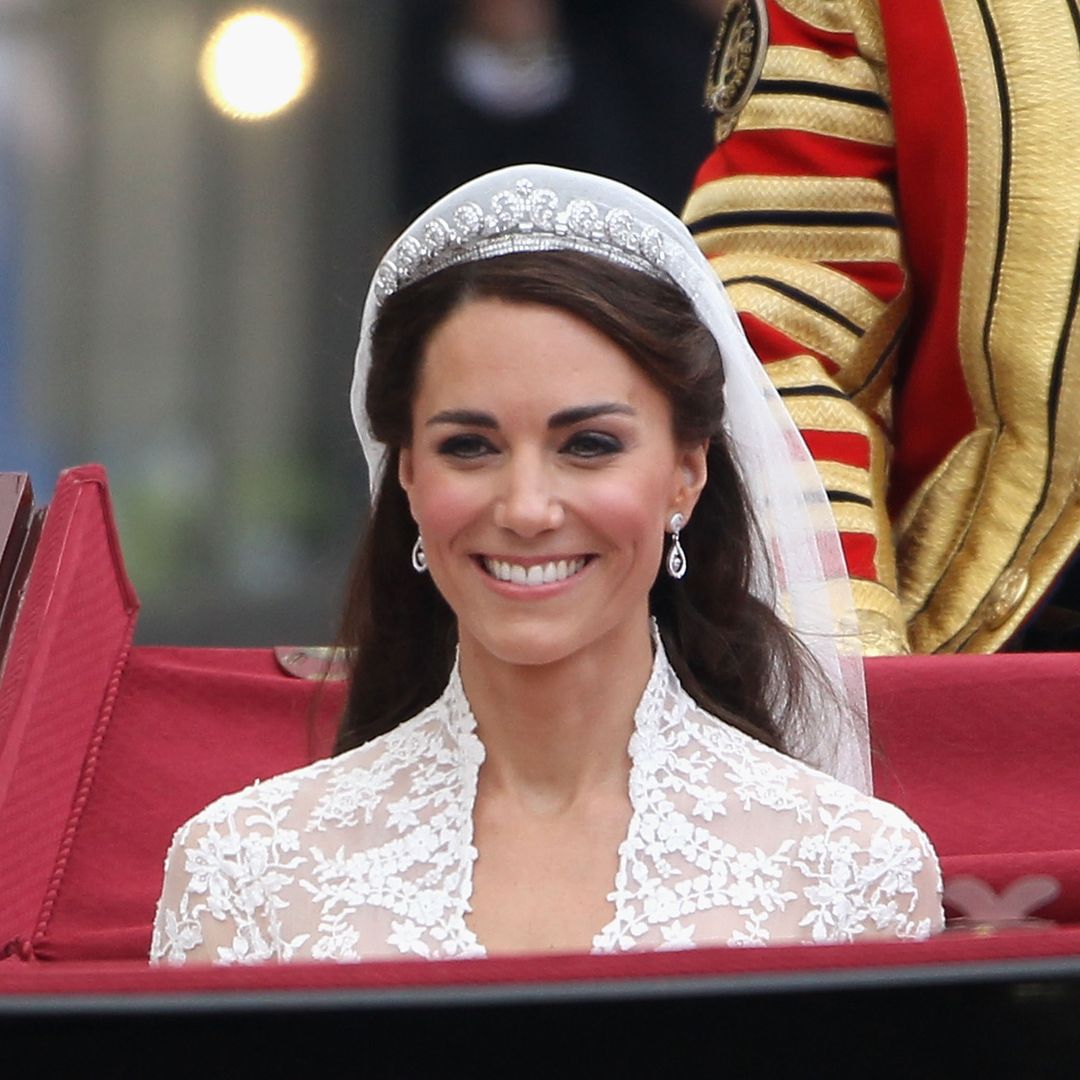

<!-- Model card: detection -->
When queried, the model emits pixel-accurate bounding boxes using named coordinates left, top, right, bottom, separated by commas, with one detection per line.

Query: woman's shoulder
left=673, top=699, right=943, bottom=941
left=172, top=699, right=453, bottom=845
left=152, top=699, right=464, bottom=965
left=681, top=696, right=938, bottom=857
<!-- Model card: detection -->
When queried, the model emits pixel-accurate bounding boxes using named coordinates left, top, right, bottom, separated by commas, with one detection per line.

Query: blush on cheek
left=409, top=473, right=485, bottom=546
left=590, top=484, right=668, bottom=562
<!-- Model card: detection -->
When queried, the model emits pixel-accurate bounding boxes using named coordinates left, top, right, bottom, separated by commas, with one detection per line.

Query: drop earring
left=666, top=513, right=687, bottom=579
left=411, top=534, right=428, bottom=573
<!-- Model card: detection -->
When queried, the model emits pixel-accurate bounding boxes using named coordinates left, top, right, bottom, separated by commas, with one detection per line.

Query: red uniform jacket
left=685, top=0, right=1080, bottom=652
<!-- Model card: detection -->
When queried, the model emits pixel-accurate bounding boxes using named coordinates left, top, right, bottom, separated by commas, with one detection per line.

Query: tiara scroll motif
left=372, top=179, right=697, bottom=303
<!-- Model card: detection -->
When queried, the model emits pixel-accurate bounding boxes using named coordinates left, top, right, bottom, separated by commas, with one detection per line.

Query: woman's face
left=398, top=296, right=707, bottom=670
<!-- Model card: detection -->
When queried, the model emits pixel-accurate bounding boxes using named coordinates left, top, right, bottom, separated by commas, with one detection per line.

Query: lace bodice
left=151, top=644, right=942, bottom=965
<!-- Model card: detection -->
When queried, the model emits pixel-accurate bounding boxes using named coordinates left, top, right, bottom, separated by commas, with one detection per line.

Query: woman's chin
left=472, top=636, right=575, bottom=670
left=457, top=607, right=647, bottom=673
left=459, top=619, right=589, bottom=671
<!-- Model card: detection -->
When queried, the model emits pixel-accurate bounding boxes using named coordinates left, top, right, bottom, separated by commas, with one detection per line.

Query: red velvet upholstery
left=870, top=650, right=1080, bottom=925
left=1, top=465, right=1079, bottom=991
left=870, top=651, right=1080, bottom=856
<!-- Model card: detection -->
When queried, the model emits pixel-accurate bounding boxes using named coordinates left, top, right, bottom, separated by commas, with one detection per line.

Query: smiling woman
left=150, top=166, right=944, bottom=964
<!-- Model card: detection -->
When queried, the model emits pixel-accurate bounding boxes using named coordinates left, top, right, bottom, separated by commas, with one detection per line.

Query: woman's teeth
left=483, top=557, right=587, bottom=586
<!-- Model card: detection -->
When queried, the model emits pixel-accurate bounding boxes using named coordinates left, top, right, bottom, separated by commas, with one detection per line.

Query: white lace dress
left=151, top=643, right=943, bottom=965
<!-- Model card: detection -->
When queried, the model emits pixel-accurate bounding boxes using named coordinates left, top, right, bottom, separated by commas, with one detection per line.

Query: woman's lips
left=479, top=556, right=589, bottom=587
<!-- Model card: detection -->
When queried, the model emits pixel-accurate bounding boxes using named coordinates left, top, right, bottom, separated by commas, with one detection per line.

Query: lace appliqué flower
left=793, top=782, right=936, bottom=943
left=152, top=776, right=311, bottom=965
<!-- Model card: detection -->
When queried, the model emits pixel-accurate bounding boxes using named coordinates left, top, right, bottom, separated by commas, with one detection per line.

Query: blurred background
left=1, top=0, right=723, bottom=645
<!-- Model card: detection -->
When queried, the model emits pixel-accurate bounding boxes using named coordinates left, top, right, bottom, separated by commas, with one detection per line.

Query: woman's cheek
left=583, top=474, right=670, bottom=553
left=410, top=468, right=486, bottom=539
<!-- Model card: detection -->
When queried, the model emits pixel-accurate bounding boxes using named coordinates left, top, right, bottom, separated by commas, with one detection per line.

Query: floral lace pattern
left=151, top=644, right=942, bottom=965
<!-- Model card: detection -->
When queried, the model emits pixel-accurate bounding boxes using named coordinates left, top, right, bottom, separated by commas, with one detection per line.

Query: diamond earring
left=411, top=534, right=428, bottom=573
left=666, top=513, right=687, bottom=579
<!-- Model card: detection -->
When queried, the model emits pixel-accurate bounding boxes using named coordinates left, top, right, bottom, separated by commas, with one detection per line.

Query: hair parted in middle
left=335, top=250, right=818, bottom=758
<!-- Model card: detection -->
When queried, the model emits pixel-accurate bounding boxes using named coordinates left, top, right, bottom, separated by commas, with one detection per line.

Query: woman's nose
left=493, top=455, right=564, bottom=536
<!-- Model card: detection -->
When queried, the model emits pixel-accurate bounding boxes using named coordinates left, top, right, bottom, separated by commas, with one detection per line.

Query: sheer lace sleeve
left=782, top=780, right=943, bottom=944
left=604, top=674, right=944, bottom=950
left=150, top=775, right=313, bottom=966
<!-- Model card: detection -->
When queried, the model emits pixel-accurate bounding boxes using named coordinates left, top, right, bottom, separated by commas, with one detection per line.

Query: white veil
left=350, top=165, right=871, bottom=793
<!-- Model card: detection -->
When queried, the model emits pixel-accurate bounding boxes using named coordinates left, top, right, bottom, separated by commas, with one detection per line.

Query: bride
left=152, top=165, right=942, bottom=964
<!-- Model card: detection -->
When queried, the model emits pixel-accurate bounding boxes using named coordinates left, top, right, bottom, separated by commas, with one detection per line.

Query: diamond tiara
left=371, top=178, right=697, bottom=303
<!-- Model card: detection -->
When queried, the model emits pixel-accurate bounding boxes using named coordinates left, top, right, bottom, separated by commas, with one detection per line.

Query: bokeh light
left=199, top=9, right=316, bottom=121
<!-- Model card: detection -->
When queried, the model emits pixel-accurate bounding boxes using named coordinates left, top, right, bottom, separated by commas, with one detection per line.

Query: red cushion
left=870, top=651, right=1080, bottom=857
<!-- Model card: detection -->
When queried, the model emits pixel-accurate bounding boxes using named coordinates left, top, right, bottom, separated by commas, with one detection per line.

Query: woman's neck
left=457, top=618, right=655, bottom=812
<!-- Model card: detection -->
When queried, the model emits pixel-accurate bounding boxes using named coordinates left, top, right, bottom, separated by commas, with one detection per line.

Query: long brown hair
left=334, top=251, right=817, bottom=755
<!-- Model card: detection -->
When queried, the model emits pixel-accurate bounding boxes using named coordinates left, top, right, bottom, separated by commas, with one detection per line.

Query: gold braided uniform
left=685, top=0, right=1080, bottom=653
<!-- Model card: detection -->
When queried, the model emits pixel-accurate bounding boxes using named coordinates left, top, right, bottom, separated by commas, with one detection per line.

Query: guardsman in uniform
left=684, top=0, right=1080, bottom=653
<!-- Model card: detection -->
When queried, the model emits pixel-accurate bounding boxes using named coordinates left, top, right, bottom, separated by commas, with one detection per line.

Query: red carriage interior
left=1, top=465, right=1079, bottom=997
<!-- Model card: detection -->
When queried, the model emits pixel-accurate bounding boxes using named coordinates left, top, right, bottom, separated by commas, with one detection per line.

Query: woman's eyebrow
left=548, top=403, right=636, bottom=429
left=425, top=408, right=498, bottom=428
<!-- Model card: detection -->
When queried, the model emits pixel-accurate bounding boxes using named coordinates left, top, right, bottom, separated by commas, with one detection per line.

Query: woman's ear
left=673, top=439, right=708, bottom=522
left=397, top=447, right=418, bottom=519
left=398, top=446, right=414, bottom=491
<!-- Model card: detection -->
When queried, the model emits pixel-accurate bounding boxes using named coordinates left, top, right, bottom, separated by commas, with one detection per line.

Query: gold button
left=982, top=566, right=1030, bottom=629
left=859, top=612, right=909, bottom=656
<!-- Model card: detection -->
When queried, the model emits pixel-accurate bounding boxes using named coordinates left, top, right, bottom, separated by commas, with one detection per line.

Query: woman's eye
left=437, top=433, right=495, bottom=459
left=563, top=431, right=623, bottom=458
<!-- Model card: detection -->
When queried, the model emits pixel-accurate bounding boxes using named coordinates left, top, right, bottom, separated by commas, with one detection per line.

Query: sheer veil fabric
left=350, top=165, right=871, bottom=793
